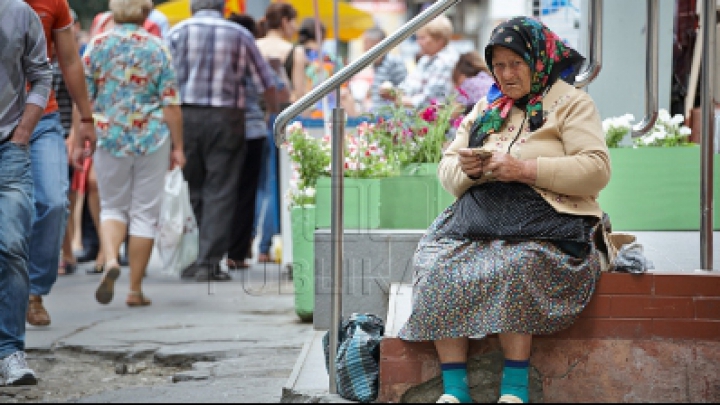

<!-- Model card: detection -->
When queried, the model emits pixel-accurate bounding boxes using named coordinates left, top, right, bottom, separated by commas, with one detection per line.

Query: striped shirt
left=370, top=54, right=407, bottom=110
left=0, top=0, right=52, bottom=142
left=52, top=62, right=73, bottom=137
left=165, top=10, right=275, bottom=109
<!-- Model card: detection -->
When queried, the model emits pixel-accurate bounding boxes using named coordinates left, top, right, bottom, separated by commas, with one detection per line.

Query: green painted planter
left=290, top=206, right=316, bottom=322
left=597, top=146, right=720, bottom=231
left=315, top=164, right=455, bottom=230
left=380, top=163, right=440, bottom=229
left=315, top=177, right=383, bottom=229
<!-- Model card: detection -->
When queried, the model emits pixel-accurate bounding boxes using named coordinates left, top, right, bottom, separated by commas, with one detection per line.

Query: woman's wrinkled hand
left=457, top=148, right=488, bottom=179
left=480, top=152, right=537, bottom=184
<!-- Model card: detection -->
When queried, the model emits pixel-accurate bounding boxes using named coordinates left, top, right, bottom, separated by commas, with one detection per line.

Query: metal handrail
left=273, top=0, right=462, bottom=145
left=631, top=0, right=659, bottom=136
left=700, top=0, right=716, bottom=270
left=574, top=0, right=603, bottom=88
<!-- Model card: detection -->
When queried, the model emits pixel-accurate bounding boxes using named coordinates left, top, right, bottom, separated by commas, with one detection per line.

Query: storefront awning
left=156, top=0, right=375, bottom=41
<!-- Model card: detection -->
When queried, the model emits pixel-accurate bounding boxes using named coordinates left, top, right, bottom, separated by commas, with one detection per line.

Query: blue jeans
left=253, top=116, right=281, bottom=254
left=0, top=142, right=35, bottom=357
left=28, top=112, right=69, bottom=296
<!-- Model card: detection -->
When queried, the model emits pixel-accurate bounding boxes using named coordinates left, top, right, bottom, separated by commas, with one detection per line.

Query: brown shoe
left=27, top=295, right=50, bottom=326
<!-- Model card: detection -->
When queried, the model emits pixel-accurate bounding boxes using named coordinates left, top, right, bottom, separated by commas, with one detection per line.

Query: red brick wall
left=379, top=272, right=720, bottom=402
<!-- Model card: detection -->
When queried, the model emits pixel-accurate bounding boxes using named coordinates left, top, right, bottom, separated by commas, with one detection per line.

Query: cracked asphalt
left=8, top=253, right=314, bottom=403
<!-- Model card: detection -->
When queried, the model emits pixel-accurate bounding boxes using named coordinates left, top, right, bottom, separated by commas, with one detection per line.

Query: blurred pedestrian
left=363, top=26, right=407, bottom=110
left=380, top=15, right=459, bottom=108
left=256, top=2, right=306, bottom=102
left=254, top=2, right=303, bottom=264
left=166, top=0, right=276, bottom=281
left=89, top=2, right=162, bottom=38
left=0, top=0, right=53, bottom=386
left=452, top=51, right=494, bottom=112
left=225, top=13, right=272, bottom=269
left=25, top=0, right=97, bottom=328
left=83, top=0, right=185, bottom=306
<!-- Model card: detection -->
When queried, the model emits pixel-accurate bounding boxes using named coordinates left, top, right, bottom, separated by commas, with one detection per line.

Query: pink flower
left=421, top=107, right=438, bottom=122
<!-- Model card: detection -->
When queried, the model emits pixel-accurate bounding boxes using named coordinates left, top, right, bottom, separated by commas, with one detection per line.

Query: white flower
left=380, top=81, right=394, bottom=91
left=658, top=108, right=671, bottom=123
left=679, top=126, right=692, bottom=136
left=304, top=187, right=316, bottom=198
left=671, top=114, right=685, bottom=126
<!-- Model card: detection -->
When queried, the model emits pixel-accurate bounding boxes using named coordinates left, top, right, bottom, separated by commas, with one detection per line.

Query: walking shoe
left=0, top=352, right=37, bottom=386
left=95, top=266, right=120, bottom=305
left=195, top=268, right=232, bottom=282
left=27, top=295, right=50, bottom=326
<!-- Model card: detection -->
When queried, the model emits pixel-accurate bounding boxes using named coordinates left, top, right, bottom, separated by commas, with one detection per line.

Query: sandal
left=95, top=266, right=120, bottom=305
left=86, top=263, right=104, bottom=275
left=126, top=291, right=152, bottom=307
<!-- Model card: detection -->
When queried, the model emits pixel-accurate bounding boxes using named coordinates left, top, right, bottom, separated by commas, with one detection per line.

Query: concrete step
left=281, top=330, right=355, bottom=403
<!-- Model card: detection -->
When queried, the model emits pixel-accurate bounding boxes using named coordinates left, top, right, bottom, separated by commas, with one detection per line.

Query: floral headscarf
left=468, top=17, right=585, bottom=147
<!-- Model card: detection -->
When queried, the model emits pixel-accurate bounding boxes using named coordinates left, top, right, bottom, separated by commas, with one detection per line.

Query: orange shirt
left=26, top=0, right=74, bottom=115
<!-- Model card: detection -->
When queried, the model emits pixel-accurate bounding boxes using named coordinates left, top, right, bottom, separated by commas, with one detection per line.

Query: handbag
left=323, top=313, right=384, bottom=403
left=444, top=182, right=597, bottom=257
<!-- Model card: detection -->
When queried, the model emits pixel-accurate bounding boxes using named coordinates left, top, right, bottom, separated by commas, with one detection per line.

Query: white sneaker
left=0, top=352, right=37, bottom=386
left=498, top=394, right=524, bottom=403
left=437, top=394, right=461, bottom=403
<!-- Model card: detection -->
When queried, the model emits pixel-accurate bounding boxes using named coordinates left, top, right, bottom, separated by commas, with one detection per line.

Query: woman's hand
left=480, top=152, right=537, bottom=185
left=457, top=148, right=488, bottom=179
left=170, top=147, right=186, bottom=170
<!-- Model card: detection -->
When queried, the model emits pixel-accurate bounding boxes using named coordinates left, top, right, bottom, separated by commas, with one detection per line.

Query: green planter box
left=598, top=146, right=720, bottom=231
left=315, top=164, right=456, bottom=230
left=315, top=177, right=383, bottom=229
left=380, top=163, right=439, bottom=229
left=290, top=206, right=316, bottom=322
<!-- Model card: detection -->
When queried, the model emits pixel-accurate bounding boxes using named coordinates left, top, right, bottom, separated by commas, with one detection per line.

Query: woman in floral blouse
left=83, top=0, right=185, bottom=307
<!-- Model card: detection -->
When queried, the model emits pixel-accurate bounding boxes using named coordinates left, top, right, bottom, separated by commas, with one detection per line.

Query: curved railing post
left=631, top=0, right=659, bottom=136
left=575, top=0, right=603, bottom=88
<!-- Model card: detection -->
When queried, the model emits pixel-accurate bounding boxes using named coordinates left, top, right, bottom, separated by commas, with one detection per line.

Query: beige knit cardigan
left=438, top=80, right=611, bottom=218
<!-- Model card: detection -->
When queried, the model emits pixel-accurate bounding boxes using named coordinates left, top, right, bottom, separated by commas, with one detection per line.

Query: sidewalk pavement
left=23, top=250, right=315, bottom=403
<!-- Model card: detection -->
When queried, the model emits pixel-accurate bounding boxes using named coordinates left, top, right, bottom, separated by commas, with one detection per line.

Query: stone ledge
left=379, top=338, right=720, bottom=403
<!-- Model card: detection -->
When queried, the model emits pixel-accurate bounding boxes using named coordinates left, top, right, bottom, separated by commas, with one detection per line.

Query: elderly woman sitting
left=380, top=14, right=459, bottom=107
left=398, top=17, right=611, bottom=404
left=83, top=0, right=185, bottom=307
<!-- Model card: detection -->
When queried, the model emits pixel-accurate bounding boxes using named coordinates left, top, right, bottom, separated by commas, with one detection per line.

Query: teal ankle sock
left=500, top=359, right=529, bottom=403
left=441, top=363, right=473, bottom=403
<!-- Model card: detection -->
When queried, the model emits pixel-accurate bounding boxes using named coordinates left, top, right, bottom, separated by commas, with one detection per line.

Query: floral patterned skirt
left=397, top=206, right=602, bottom=342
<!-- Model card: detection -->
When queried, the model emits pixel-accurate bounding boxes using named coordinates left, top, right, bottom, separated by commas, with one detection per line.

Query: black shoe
left=75, top=247, right=99, bottom=263
left=195, top=269, right=232, bottom=282
left=180, top=264, right=200, bottom=279
left=118, top=254, right=129, bottom=267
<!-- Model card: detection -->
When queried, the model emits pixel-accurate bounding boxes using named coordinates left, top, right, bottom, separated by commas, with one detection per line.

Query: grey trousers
left=181, top=105, right=245, bottom=267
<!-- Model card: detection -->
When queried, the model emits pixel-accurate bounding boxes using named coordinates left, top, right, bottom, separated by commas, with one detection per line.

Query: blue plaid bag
left=323, top=313, right=385, bottom=403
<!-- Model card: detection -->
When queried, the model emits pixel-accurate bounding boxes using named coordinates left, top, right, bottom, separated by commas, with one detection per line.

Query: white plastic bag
left=156, top=167, right=198, bottom=277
